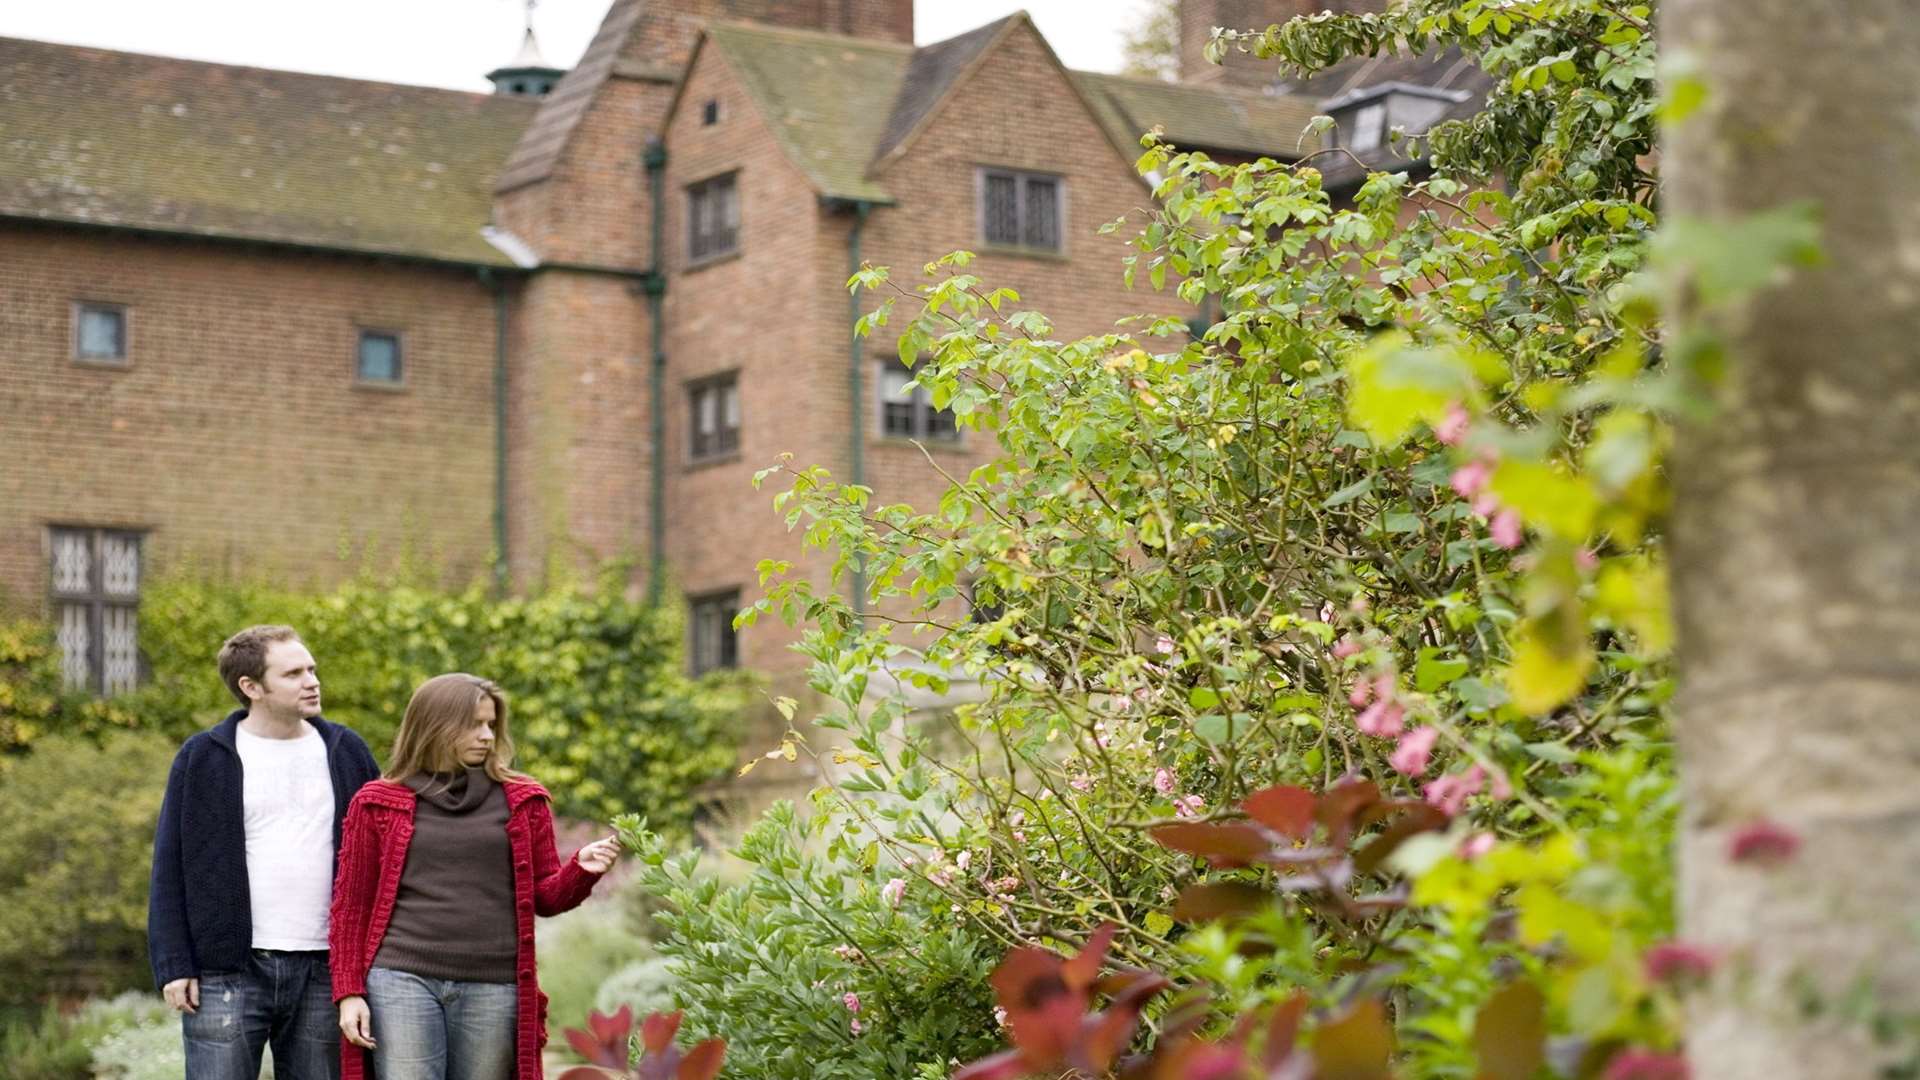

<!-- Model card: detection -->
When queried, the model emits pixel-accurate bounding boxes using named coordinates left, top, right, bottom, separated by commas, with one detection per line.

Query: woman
left=328, top=673, right=621, bottom=1080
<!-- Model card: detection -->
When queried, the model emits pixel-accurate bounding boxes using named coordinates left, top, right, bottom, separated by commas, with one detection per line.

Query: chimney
left=1178, top=0, right=1319, bottom=88
left=820, top=0, right=913, bottom=44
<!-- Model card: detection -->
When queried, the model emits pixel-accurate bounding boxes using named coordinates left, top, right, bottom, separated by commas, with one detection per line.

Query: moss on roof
left=0, top=36, right=536, bottom=264
left=1073, top=71, right=1324, bottom=160
left=701, top=22, right=912, bottom=205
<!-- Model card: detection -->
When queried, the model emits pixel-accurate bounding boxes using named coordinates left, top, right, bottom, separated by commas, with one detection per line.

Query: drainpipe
left=643, top=137, right=670, bottom=606
left=479, top=266, right=511, bottom=594
left=843, top=199, right=873, bottom=626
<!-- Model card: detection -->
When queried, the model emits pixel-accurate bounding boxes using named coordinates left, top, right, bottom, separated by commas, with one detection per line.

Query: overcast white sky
left=1, top=1, right=1154, bottom=93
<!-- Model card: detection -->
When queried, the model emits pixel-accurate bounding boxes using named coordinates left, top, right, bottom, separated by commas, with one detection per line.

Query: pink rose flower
left=1424, top=765, right=1485, bottom=817
left=1154, top=634, right=1176, bottom=654
left=1450, top=459, right=1493, bottom=500
left=1435, top=402, right=1471, bottom=445
left=1173, top=794, right=1206, bottom=818
left=843, top=992, right=861, bottom=1013
left=1332, top=635, right=1362, bottom=660
left=1458, top=831, right=1496, bottom=859
left=1490, top=509, right=1524, bottom=549
left=881, top=877, right=906, bottom=908
left=1355, top=699, right=1406, bottom=738
left=1389, top=726, right=1440, bottom=776
left=1069, top=773, right=1093, bottom=792
left=850, top=1018, right=864, bottom=1035
left=1153, top=767, right=1177, bottom=795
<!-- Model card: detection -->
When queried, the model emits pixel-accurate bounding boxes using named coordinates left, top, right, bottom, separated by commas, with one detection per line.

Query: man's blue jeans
left=183, top=949, right=338, bottom=1080
left=365, top=966, right=517, bottom=1080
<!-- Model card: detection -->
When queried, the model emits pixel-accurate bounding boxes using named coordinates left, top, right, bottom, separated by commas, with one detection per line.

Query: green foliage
left=0, top=1003, right=95, bottom=1080
left=623, top=0, right=1827, bottom=1074
left=0, top=620, right=142, bottom=761
left=535, top=894, right=656, bottom=1046
left=618, top=805, right=1004, bottom=1080
left=120, top=573, right=750, bottom=827
left=0, top=733, right=174, bottom=1006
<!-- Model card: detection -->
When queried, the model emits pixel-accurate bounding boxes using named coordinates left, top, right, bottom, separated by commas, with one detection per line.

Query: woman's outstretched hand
left=339, top=995, right=376, bottom=1049
left=576, top=834, right=621, bottom=874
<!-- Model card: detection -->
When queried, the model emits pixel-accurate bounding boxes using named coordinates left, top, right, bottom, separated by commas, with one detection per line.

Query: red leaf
left=641, top=1011, right=684, bottom=1055
left=990, top=948, right=1081, bottom=1064
left=952, top=1049, right=1033, bottom=1080
left=589, top=1005, right=634, bottom=1047
left=1172, top=882, right=1272, bottom=924
left=1353, top=804, right=1450, bottom=875
left=1316, top=778, right=1381, bottom=843
left=565, top=1028, right=624, bottom=1069
left=1150, top=821, right=1275, bottom=867
left=1076, top=976, right=1170, bottom=1069
left=1264, top=992, right=1310, bottom=1069
left=1473, top=980, right=1546, bottom=1080
left=677, top=1038, right=727, bottom=1080
left=1243, top=785, right=1318, bottom=840
left=1062, top=923, right=1120, bottom=991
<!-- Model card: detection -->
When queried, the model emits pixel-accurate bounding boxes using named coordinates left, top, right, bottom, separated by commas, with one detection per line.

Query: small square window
left=357, top=330, right=402, bottom=384
left=687, top=172, right=740, bottom=263
left=689, top=373, right=741, bottom=461
left=876, top=362, right=960, bottom=442
left=979, top=169, right=1064, bottom=253
left=689, top=589, right=740, bottom=675
left=702, top=98, right=721, bottom=126
left=74, top=303, right=127, bottom=363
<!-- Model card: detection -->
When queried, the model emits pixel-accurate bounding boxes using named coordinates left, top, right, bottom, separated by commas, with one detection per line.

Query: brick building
left=0, top=0, right=1479, bottom=695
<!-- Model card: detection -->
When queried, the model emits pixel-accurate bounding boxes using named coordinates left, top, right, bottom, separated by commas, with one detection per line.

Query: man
left=148, top=625, right=380, bottom=1080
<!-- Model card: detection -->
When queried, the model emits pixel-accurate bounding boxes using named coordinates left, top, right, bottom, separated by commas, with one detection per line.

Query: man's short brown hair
left=217, top=625, right=303, bottom=707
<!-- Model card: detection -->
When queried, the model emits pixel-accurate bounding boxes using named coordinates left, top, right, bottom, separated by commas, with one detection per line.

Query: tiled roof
left=699, top=21, right=913, bottom=204
left=0, top=35, right=536, bottom=265
left=492, top=0, right=646, bottom=195
left=870, top=16, right=1015, bottom=167
left=1074, top=71, right=1324, bottom=160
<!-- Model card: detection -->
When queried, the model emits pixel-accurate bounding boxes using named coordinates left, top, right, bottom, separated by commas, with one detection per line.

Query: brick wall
left=0, top=224, right=500, bottom=613
left=657, top=42, right=832, bottom=675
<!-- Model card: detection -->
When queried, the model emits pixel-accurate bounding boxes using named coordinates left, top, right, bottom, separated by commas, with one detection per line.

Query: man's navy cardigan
left=147, top=709, right=380, bottom=988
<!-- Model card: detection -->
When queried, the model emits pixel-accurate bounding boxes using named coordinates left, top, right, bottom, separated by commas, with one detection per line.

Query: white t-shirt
left=235, top=723, right=335, bottom=950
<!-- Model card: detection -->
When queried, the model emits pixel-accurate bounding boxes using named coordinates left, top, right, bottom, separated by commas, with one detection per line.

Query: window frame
left=686, top=171, right=741, bottom=266
left=686, top=371, right=742, bottom=463
left=688, top=588, right=741, bottom=675
left=701, top=98, right=722, bottom=126
left=875, top=361, right=962, bottom=444
left=1348, top=102, right=1388, bottom=151
left=976, top=167, right=1067, bottom=255
left=72, top=300, right=130, bottom=365
left=47, top=525, right=144, bottom=695
left=355, top=328, right=405, bottom=387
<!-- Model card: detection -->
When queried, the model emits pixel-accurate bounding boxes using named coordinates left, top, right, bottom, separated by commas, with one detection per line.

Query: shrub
left=619, top=805, right=1005, bottom=1080
left=115, top=572, right=748, bottom=828
left=621, top=0, right=1716, bottom=1072
left=594, top=956, right=678, bottom=1021
left=0, top=733, right=174, bottom=1005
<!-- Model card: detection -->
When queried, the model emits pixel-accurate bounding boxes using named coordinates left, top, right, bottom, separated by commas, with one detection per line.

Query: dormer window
left=1324, top=82, right=1474, bottom=155
left=1349, top=103, right=1386, bottom=151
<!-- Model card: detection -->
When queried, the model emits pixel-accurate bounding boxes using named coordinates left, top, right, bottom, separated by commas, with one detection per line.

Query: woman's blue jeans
left=365, top=966, right=517, bottom=1080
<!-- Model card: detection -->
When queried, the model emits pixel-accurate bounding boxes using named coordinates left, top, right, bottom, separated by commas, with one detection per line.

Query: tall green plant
left=116, top=574, right=745, bottom=828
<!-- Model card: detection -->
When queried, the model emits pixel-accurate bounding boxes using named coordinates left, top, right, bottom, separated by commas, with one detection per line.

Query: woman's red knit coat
left=329, top=777, right=602, bottom=1080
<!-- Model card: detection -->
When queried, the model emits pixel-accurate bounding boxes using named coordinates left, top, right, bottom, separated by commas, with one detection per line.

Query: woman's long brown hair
left=383, top=672, right=524, bottom=784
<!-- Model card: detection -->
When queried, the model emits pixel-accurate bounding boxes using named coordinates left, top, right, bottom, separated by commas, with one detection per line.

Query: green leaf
left=1414, top=651, right=1470, bottom=692
left=1489, top=460, right=1599, bottom=540
left=1322, top=477, right=1374, bottom=509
